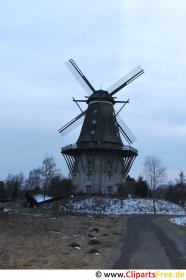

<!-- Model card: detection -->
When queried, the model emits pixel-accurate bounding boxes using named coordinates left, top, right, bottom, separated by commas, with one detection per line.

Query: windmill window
left=92, top=120, right=97, bottom=125
left=108, top=175, right=113, bottom=181
left=91, top=130, right=95, bottom=135
left=86, top=185, right=91, bottom=193
left=107, top=186, right=113, bottom=194
left=94, top=109, right=98, bottom=114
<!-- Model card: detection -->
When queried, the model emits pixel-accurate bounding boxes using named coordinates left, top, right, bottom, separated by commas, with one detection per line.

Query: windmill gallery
left=59, top=59, right=144, bottom=194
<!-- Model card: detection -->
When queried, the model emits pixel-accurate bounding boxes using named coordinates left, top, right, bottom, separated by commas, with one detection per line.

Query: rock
left=88, top=248, right=101, bottom=255
left=91, top=227, right=99, bottom=233
left=88, top=239, right=100, bottom=245
left=69, top=243, right=81, bottom=249
left=112, top=232, right=121, bottom=235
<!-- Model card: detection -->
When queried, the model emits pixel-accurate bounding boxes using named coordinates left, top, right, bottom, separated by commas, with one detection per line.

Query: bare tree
left=175, top=171, right=186, bottom=213
left=143, top=155, right=167, bottom=214
left=41, top=155, right=59, bottom=199
left=25, top=168, right=42, bottom=190
left=176, top=171, right=185, bottom=185
left=5, top=172, right=25, bottom=199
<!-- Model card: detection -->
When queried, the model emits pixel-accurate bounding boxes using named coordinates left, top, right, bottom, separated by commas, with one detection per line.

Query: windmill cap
left=87, top=90, right=115, bottom=104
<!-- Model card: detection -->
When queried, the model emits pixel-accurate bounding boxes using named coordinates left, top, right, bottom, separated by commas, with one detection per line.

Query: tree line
left=0, top=155, right=185, bottom=209
left=0, top=156, right=73, bottom=201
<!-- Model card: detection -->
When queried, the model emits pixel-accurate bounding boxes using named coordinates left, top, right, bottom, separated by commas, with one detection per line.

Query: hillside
left=59, top=197, right=185, bottom=216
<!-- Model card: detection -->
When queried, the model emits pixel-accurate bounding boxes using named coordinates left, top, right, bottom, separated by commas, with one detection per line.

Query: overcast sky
left=0, top=0, right=186, bottom=182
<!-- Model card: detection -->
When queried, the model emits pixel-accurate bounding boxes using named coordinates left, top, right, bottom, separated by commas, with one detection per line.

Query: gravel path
left=113, top=215, right=186, bottom=269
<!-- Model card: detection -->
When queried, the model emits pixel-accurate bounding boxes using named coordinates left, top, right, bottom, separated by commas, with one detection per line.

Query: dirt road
left=113, top=215, right=186, bottom=269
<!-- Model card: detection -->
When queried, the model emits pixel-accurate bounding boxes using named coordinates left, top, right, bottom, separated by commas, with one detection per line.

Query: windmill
left=59, top=59, right=144, bottom=194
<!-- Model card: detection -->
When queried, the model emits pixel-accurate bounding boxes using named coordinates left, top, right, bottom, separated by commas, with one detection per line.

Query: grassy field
left=0, top=203, right=125, bottom=269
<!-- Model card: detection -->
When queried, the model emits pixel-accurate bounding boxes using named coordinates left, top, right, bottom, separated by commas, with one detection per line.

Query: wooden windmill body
left=59, top=59, right=144, bottom=194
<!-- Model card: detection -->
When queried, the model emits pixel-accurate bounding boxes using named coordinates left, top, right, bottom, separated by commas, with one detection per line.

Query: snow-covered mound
left=169, top=217, right=186, bottom=226
left=59, top=197, right=185, bottom=216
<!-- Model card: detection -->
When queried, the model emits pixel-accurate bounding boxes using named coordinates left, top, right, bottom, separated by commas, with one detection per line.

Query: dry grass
left=0, top=204, right=125, bottom=269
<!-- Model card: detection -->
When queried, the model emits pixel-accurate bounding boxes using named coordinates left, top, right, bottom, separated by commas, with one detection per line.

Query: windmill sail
left=66, top=59, right=95, bottom=95
left=58, top=110, right=86, bottom=136
left=108, top=66, right=144, bottom=96
left=116, top=115, right=136, bottom=144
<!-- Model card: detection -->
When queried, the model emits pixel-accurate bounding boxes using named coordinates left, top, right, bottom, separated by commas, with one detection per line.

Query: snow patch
left=59, top=197, right=185, bottom=216
left=169, top=217, right=186, bottom=226
left=3, top=208, right=11, bottom=213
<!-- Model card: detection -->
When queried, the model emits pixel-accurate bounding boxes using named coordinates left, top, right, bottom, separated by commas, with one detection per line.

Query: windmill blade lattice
left=116, top=114, right=136, bottom=144
left=66, top=59, right=95, bottom=95
left=108, top=66, right=144, bottom=96
left=58, top=110, right=86, bottom=136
